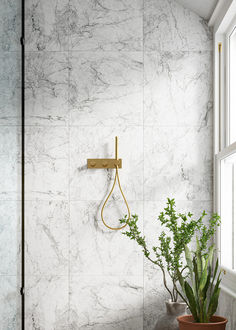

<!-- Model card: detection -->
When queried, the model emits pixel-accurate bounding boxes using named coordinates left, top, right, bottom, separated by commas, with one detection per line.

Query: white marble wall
left=0, top=0, right=21, bottom=328
left=24, top=0, right=214, bottom=329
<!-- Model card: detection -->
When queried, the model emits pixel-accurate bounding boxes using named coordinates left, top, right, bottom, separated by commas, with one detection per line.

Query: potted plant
left=177, top=240, right=227, bottom=330
left=120, top=198, right=221, bottom=330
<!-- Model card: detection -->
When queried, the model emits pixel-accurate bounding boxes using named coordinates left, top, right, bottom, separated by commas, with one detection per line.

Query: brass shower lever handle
left=87, top=136, right=130, bottom=230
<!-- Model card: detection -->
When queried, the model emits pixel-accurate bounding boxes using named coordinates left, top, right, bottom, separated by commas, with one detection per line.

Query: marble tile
left=25, top=201, right=69, bottom=276
left=0, top=276, right=20, bottom=330
left=144, top=126, right=213, bottom=201
left=144, top=51, right=213, bottom=127
left=25, top=126, right=69, bottom=200
left=70, top=126, right=143, bottom=201
left=70, top=201, right=143, bottom=276
left=25, top=275, right=69, bottom=330
left=68, top=0, right=143, bottom=51
left=25, top=52, right=69, bottom=126
left=144, top=0, right=212, bottom=52
left=0, top=202, right=21, bottom=276
left=25, top=0, right=69, bottom=51
left=69, top=275, right=143, bottom=329
left=0, top=126, right=21, bottom=200
left=69, top=51, right=143, bottom=127
left=0, top=0, right=21, bottom=51
left=0, top=52, right=21, bottom=126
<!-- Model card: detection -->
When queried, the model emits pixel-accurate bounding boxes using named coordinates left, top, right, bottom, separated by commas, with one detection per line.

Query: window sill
left=220, top=283, right=236, bottom=299
left=220, top=266, right=236, bottom=299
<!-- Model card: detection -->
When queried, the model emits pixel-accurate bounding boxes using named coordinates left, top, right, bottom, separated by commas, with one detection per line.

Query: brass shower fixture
left=87, top=136, right=130, bottom=230
left=87, top=137, right=122, bottom=169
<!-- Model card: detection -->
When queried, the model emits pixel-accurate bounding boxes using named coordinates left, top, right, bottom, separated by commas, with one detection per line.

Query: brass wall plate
left=87, top=158, right=122, bottom=169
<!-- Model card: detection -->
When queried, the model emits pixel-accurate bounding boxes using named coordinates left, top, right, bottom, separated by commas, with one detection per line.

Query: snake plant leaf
left=207, top=245, right=215, bottom=266
left=177, top=268, right=185, bottom=295
left=201, top=256, right=206, bottom=271
left=184, top=245, right=197, bottom=294
left=215, top=271, right=222, bottom=291
left=212, top=258, right=219, bottom=283
left=207, top=271, right=221, bottom=320
left=185, top=245, right=198, bottom=297
left=185, top=245, right=193, bottom=275
left=213, top=258, right=219, bottom=282
left=184, top=281, right=199, bottom=322
left=207, top=287, right=221, bottom=321
left=196, top=237, right=202, bottom=278
left=203, top=297, right=208, bottom=323
left=210, top=258, right=219, bottom=295
left=203, top=269, right=211, bottom=301
left=192, top=257, right=200, bottom=314
left=193, top=257, right=199, bottom=292
left=199, top=245, right=215, bottom=293
left=199, top=261, right=208, bottom=292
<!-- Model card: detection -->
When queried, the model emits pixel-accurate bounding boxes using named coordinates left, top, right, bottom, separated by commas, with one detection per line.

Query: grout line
left=24, top=49, right=144, bottom=54
left=14, top=124, right=214, bottom=128
left=142, top=0, right=145, bottom=327
left=15, top=274, right=144, bottom=279
left=67, top=15, right=70, bottom=327
left=9, top=199, right=213, bottom=203
left=23, top=49, right=213, bottom=54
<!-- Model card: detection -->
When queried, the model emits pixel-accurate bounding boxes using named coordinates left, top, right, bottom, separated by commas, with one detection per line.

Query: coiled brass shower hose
left=101, top=137, right=130, bottom=230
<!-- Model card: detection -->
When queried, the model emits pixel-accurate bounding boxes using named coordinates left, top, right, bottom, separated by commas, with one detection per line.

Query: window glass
left=220, top=151, right=236, bottom=270
left=229, top=26, right=236, bottom=144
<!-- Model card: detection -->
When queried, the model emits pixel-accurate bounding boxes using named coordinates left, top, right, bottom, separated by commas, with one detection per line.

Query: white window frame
left=213, top=1, right=236, bottom=297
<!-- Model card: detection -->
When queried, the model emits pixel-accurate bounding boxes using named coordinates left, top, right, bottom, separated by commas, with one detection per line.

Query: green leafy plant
left=177, top=240, right=222, bottom=323
left=120, top=198, right=220, bottom=302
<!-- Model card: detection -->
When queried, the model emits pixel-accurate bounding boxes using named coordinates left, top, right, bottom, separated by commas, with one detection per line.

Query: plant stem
left=172, top=285, right=176, bottom=302
left=160, top=266, right=174, bottom=302
left=173, top=281, right=188, bottom=306
left=175, top=290, right=179, bottom=302
left=144, top=252, right=174, bottom=301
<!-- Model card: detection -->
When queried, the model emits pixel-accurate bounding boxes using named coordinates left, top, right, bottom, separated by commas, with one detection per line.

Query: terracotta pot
left=177, top=315, right=228, bottom=330
left=155, top=300, right=187, bottom=330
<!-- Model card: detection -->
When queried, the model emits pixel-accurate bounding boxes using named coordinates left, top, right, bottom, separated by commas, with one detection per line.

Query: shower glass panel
left=0, top=0, right=22, bottom=328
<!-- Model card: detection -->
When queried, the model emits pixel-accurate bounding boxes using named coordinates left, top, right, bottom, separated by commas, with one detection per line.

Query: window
left=215, top=14, right=236, bottom=294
